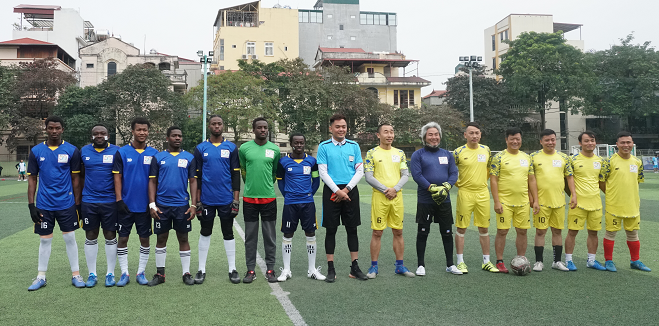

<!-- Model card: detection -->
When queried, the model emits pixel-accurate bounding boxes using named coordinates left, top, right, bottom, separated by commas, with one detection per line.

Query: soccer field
left=1, top=175, right=658, bottom=325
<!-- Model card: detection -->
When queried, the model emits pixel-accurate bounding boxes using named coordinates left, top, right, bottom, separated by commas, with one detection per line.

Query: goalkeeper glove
left=432, top=188, right=449, bottom=205
left=116, top=200, right=131, bottom=215
left=196, top=203, right=204, bottom=218
left=441, top=182, right=452, bottom=191
left=230, top=200, right=240, bottom=218
left=28, top=203, right=41, bottom=223
left=428, top=184, right=440, bottom=193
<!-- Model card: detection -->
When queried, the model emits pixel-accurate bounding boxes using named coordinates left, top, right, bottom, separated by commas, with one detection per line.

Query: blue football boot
left=630, top=260, right=651, bottom=272
left=72, top=275, right=86, bottom=288
left=85, top=273, right=98, bottom=287
left=116, top=273, right=130, bottom=287
left=105, top=273, right=116, bottom=287
left=28, top=278, right=47, bottom=291
left=605, top=260, right=617, bottom=272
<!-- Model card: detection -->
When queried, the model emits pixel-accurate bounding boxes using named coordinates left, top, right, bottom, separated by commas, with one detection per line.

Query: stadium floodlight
left=477, top=56, right=483, bottom=61
left=208, top=51, right=214, bottom=57
left=459, top=54, right=483, bottom=122
left=197, top=50, right=204, bottom=57
left=199, top=50, right=213, bottom=140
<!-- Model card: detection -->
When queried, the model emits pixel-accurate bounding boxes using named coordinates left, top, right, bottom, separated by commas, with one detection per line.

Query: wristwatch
left=346, top=185, right=353, bottom=192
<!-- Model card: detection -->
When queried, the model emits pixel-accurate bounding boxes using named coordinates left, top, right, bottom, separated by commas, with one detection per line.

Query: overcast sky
left=1, top=0, right=657, bottom=96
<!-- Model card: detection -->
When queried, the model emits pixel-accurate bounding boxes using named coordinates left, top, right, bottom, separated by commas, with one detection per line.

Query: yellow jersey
left=599, top=153, right=644, bottom=218
left=490, top=150, right=534, bottom=207
left=570, top=153, right=603, bottom=211
left=530, top=150, right=573, bottom=208
left=364, top=146, right=408, bottom=191
left=453, top=144, right=491, bottom=192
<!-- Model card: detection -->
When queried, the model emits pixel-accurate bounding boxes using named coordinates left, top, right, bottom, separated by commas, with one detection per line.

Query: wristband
left=149, top=202, right=157, bottom=210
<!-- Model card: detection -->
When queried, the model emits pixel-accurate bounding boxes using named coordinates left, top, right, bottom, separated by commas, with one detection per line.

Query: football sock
left=395, top=260, right=403, bottom=266
left=106, top=238, right=118, bottom=275
left=37, top=271, right=46, bottom=280
left=603, top=239, right=614, bottom=261
left=155, top=246, right=167, bottom=268
left=118, top=247, right=128, bottom=275
left=565, top=253, right=573, bottom=262
left=372, top=260, right=379, bottom=267
left=456, top=254, right=464, bottom=264
left=84, top=238, right=98, bottom=275
left=282, top=237, right=293, bottom=271
left=441, top=234, right=454, bottom=267
left=552, top=245, right=563, bottom=263
left=534, top=246, right=544, bottom=263
left=587, top=253, right=596, bottom=263
left=306, top=236, right=316, bottom=272
left=483, top=255, right=490, bottom=264
left=38, top=237, right=52, bottom=274
left=328, top=261, right=334, bottom=270
left=180, top=250, right=191, bottom=275
left=198, top=235, right=211, bottom=273
left=627, top=240, right=640, bottom=261
left=63, top=232, right=79, bottom=273
left=416, top=233, right=428, bottom=267
left=224, top=239, right=236, bottom=273
left=138, top=246, right=150, bottom=274
left=496, top=259, right=504, bottom=264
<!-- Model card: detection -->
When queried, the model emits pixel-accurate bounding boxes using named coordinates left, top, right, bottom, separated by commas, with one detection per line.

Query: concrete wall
left=180, top=64, right=202, bottom=90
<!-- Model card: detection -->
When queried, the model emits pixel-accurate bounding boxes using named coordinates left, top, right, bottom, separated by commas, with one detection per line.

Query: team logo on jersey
left=630, top=165, right=638, bottom=173
left=520, top=159, right=529, bottom=167
left=85, top=157, right=90, bottom=160
left=178, top=159, right=188, bottom=168
left=392, top=155, right=400, bottom=163
left=552, top=160, right=562, bottom=168
left=204, top=153, right=209, bottom=157
left=57, top=154, right=69, bottom=163
left=303, top=166, right=311, bottom=175
left=593, top=161, right=601, bottom=169
left=144, top=156, right=152, bottom=165
left=221, top=149, right=230, bottom=158
left=103, top=155, right=113, bottom=164
left=127, top=158, right=133, bottom=162
left=265, top=149, right=274, bottom=159
left=477, top=154, right=486, bottom=162
left=288, top=167, right=293, bottom=172
left=40, top=157, right=45, bottom=161
left=439, top=157, right=448, bottom=164
left=160, top=161, right=166, bottom=165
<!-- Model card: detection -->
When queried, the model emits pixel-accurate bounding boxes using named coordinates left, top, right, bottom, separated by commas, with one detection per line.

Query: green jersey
left=239, top=140, right=280, bottom=198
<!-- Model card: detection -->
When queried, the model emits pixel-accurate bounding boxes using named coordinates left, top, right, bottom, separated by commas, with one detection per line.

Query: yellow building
left=212, top=1, right=299, bottom=71
left=314, top=47, right=430, bottom=108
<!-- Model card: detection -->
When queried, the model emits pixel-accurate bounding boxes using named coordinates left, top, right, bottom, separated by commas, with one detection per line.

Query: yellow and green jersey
left=599, top=153, right=644, bottom=218
left=490, top=150, right=534, bottom=207
left=530, top=150, right=573, bottom=208
left=364, top=146, right=407, bottom=190
left=570, top=153, right=604, bottom=211
left=453, top=144, right=491, bottom=192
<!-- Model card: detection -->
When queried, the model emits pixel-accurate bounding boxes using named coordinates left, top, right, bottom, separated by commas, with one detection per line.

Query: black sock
left=553, top=245, right=563, bottom=262
left=534, top=246, right=544, bottom=263
left=328, top=261, right=334, bottom=270
left=441, top=234, right=454, bottom=267
left=416, top=233, right=428, bottom=267
left=352, top=259, right=359, bottom=267
left=496, top=259, right=504, bottom=264
left=157, top=267, right=165, bottom=275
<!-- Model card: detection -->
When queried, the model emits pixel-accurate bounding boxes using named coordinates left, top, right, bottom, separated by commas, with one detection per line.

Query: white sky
left=1, top=0, right=658, bottom=96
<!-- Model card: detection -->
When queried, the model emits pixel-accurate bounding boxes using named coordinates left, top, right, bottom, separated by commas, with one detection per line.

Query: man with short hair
left=276, top=133, right=325, bottom=282
left=147, top=126, right=198, bottom=286
left=113, top=117, right=159, bottom=286
left=453, top=122, right=499, bottom=273
left=364, top=124, right=413, bottom=279
left=239, top=117, right=280, bottom=283
left=411, top=122, right=461, bottom=276
left=564, top=131, right=606, bottom=271
left=16, top=159, right=26, bottom=181
left=317, top=113, right=367, bottom=282
left=194, top=115, right=241, bottom=284
left=599, top=131, right=650, bottom=272
left=80, top=124, right=121, bottom=287
left=27, top=116, right=84, bottom=290
left=490, top=128, right=538, bottom=273
left=652, top=155, right=658, bottom=173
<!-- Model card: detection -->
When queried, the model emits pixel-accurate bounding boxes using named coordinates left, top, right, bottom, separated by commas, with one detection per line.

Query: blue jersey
left=81, top=143, right=120, bottom=204
left=149, top=150, right=196, bottom=207
left=277, top=154, right=320, bottom=205
left=410, top=147, right=458, bottom=204
left=316, top=138, right=362, bottom=185
left=113, top=144, right=159, bottom=212
left=27, top=141, right=81, bottom=211
left=194, top=139, right=240, bottom=206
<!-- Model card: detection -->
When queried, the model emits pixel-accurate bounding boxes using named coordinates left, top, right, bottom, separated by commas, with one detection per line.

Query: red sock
left=627, top=241, right=640, bottom=261
left=603, top=239, right=615, bottom=261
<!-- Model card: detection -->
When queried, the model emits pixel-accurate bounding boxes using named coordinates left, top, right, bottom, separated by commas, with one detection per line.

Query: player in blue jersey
left=147, top=126, right=198, bottom=286
left=193, top=115, right=241, bottom=284
left=410, top=122, right=462, bottom=276
left=80, top=125, right=121, bottom=287
left=27, top=116, right=84, bottom=291
left=276, top=133, right=325, bottom=282
left=113, top=117, right=159, bottom=286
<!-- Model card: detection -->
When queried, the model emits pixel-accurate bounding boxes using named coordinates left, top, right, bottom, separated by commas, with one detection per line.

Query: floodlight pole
left=468, top=68, right=474, bottom=122
left=459, top=56, right=481, bottom=123
left=202, top=54, right=208, bottom=141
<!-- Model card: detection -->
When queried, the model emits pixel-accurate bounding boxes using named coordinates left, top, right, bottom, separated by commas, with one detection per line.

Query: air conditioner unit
left=241, top=54, right=248, bottom=59
left=251, top=55, right=258, bottom=59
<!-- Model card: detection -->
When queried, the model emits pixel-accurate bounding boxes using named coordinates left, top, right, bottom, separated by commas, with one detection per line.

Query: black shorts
left=199, top=203, right=233, bottom=221
left=322, top=184, right=361, bottom=228
left=281, top=203, right=317, bottom=234
left=118, top=211, right=152, bottom=238
left=243, top=200, right=277, bottom=222
left=154, top=205, right=192, bottom=234
left=34, top=205, right=80, bottom=235
left=81, top=202, right=118, bottom=232
left=416, top=202, right=453, bottom=233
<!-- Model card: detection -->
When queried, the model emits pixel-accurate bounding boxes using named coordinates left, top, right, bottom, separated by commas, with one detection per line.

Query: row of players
left=25, top=114, right=649, bottom=291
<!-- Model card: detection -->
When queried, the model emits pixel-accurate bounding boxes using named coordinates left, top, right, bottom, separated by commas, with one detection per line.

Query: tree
left=0, top=65, right=17, bottom=136
left=54, top=85, right=109, bottom=148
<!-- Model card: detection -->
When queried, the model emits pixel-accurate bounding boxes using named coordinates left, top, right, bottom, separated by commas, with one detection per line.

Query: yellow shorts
left=370, top=191, right=404, bottom=230
left=496, top=204, right=531, bottom=230
left=455, top=189, right=491, bottom=229
left=534, top=206, right=565, bottom=230
left=605, top=213, right=640, bottom=232
left=567, top=208, right=602, bottom=231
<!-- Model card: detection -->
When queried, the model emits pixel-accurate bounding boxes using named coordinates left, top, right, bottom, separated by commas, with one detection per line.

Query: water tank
left=149, top=49, right=157, bottom=54
left=97, top=29, right=110, bottom=41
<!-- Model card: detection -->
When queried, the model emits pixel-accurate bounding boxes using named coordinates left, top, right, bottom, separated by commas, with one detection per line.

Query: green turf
left=2, top=175, right=659, bottom=325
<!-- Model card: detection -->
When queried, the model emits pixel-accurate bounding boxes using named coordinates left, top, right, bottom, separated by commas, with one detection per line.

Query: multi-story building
left=0, top=37, right=75, bottom=72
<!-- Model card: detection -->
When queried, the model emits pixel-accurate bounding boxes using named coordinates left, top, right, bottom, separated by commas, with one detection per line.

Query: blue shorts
left=118, top=211, right=152, bottom=238
left=81, top=202, right=118, bottom=232
left=19, top=171, right=26, bottom=175
left=281, top=203, right=317, bottom=234
left=199, top=203, right=232, bottom=221
left=154, top=205, right=192, bottom=234
left=34, top=205, right=80, bottom=235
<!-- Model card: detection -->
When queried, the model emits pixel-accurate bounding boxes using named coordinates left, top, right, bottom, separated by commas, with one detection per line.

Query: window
left=388, top=14, right=396, bottom=26
left=310, top=12, right=318, bottom=23
left=367, top=68, right=374, bottom=78
left=265, top=42, right=274, bottom=56
left=350, top=15, right=355, bottom=19
left=299, top=11, right=308, bottom=23
left=284, top=46, right=288, bottom=51
left=232, top=45, right=236, bottom=48
left=394, top=90, right=398, bottom=106
left=360, top=13, right=367, bottom=24
left=300, top=11, right=322, bottom=23
left=491, top=35, right=495, bottom=51
left=492, top=58, right=496, bottom=70
left=220, top=39, right=225, bottom=61
left=379, top=14, right=387, bottom=25
left=339, top=24, right=344, bottom=30
left=158, top=62, right=170, bottom=71
left=367, top=14, right=373, bottom=25
left=219, top=66, right=224, bottom=70
left=86, top=63, right=94, bottom=68
left=327, top=35, right=333, bottom=40
left=361, top=13, right=395, bottom=25
left=500, top=30, right=508, bottom=41
left=409, top=90, right=415, bottom=106
left=350, top=36, right=356, bottom=41
left=246, top=42, right=255, bottom=55
left=107, top=62, right=116, bottom=77
left=16, top=146, right=28, bottom=162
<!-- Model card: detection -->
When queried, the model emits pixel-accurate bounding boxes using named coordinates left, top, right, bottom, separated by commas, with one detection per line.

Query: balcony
left=355, top=72, right=430, bottom=87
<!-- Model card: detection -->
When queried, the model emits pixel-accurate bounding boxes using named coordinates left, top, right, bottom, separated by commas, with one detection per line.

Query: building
left=422, top=90, right=446, bottom=106
left=314, top=47, right=430, bottom=108
left=211, top=1, right=299, bottom=71
left=0, top=37, right=75, bottom=72
left=484, top=14, right=586, bottom=150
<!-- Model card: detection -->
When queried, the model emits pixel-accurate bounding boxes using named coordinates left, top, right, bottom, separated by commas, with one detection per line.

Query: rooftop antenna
left=144, top=35, right=146, bottom=56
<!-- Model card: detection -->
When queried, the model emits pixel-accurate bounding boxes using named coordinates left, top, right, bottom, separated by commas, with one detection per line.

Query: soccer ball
left=510, top=255, right=531, bottom=276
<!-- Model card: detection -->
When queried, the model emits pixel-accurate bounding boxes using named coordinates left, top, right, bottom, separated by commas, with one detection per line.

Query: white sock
left=282, top=237, right=293, bottom=271
left=483, top=255, right=490, bottom=264
left=84, top=238, right=98, bottom=275
left=118, top=247, right=128, bottom=275
left=224, top=239, right=236, bottom=273
left=180, top=250, right=191, bottom=275
left=565, top=254, right=573, bottom=262
left=63, top=232, right=79, bottom=273
left=155, top=247, right=166, bottom=268
left=456, top=254, right=464, bottom=264
left=198, top=235, right=211, bottom=273
left=138, top=246, right=150, bottom=274
left=38, top=237, right=52, bottom=275
left=306, top=236, right=317, bottom=272
left=106, top=238, right=118, bottom=275
left=587, top=253, right=596, bottom=263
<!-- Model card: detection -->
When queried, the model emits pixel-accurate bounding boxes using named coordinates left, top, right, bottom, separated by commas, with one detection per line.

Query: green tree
left=54, top=85, right=108, bottom=148
left=0, top=64, right=17, bottom=136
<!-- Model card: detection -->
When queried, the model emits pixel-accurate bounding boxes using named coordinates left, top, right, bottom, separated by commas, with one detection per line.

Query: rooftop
left=314, top=47, right=416, bottom=68
left=422, top=89, right=446, bottom=99
left=0, top=37, right=55, bottom=45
